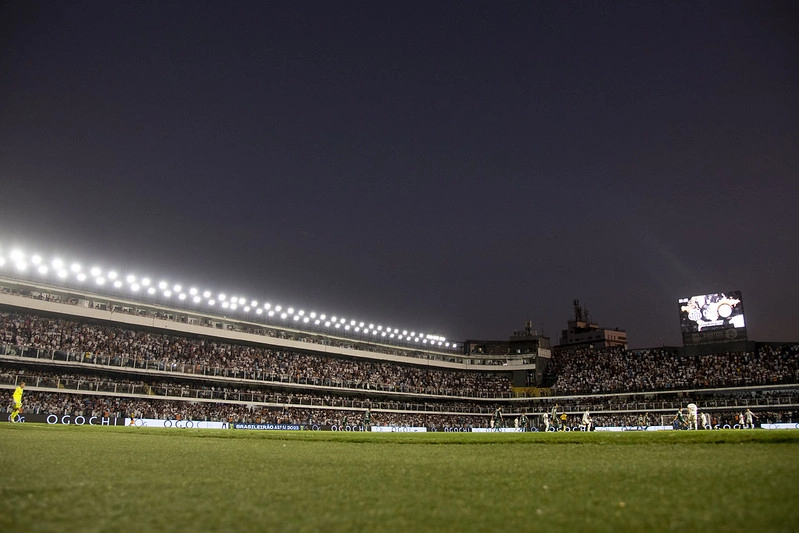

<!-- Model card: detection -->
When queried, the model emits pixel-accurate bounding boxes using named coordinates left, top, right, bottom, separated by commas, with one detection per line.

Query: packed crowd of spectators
left=550, top=345, right=799, bottom=395
left=3, top=308, right=798, bottom=429
left=0, top=312, right=511, bottom=397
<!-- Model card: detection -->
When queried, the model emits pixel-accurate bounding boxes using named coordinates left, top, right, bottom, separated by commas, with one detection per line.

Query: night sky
left=1, top=1, right=797, bottom=348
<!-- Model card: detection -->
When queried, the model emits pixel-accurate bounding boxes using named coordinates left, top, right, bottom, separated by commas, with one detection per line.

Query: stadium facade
left=1, top=263, right=797, bottom=431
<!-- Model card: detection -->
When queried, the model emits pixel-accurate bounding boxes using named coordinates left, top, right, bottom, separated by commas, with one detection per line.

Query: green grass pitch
left=1, top=425, right=797, bottom=532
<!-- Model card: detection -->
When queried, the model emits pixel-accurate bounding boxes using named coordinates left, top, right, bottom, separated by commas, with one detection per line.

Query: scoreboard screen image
left=678, top=291, right=746, bottom=344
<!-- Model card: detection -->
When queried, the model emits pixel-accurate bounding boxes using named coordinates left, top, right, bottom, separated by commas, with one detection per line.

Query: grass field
left=1, top=425, right=797, bottom=532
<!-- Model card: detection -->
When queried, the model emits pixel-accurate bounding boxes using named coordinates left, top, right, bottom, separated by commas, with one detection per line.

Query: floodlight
left=95, top=277, right=105, bottom=285
left=193, top=295, right=201, bottom=303
left=37, top=265, right=48, bottom=275
left=126, top=274, right=135, bottom=283
left=51, top=258, right=64, bottom=269
left=141, top=278, right=151, bottom=287
left=275, top=305, right=282, bottom=312
left=76, top=272, right=86, bottom=281
left=10, top=250, right=24, bottom=261
left=108, top=271, right=118, bottom=280
left=344, top=325, right=350, bottom=330
left=178, top=293, right=187, bottom=301
left=280, top=313, right=287, bottom=319
left=158, top=281, right=168, bottom=290
left=163, top=290, right=172, bottom=297
left=218, top=293, right=226, bottom=301
left=131, top=283, right=140, bottom=292
left=243, top=305, right=250, bottom=312
left=222, top=302, right=230, bottom=309
left=90, top=267, right=102, bottom=277
left=263, top=303, right=271, bottom=309
left=250, top=300, right=257, bottom=307
left=298, top=310, right=305, bottom=316
left=287, top=307, right=294, bottom=314
left=72, top=263, right=82, bottom=273
left=58, top=270, right=68, bottom=279
left=113, top=280, right=122, bottom=288
left=268, top=310, right=275, bottom=317
left=31, top=255, right=42, bottom=265
left=147, top=287, right=156, bottom=295
left=208, top=299, right=215, bottom=306
left=189, top=287, right=198, bottom=295
left=310, top=312, right=317, bottom=319
left=230, top=303, right=237, bottom=310
left=256, top=308, right=263, bottom=315
left=293, top=315, right=300, bottom=321
left=203, top=290, right=211, bottom=298
left=173, top=284, right=181, bottom=292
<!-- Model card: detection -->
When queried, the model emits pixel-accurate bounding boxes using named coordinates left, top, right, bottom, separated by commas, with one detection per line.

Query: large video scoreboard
left=678, top=290, right=747, bottom=345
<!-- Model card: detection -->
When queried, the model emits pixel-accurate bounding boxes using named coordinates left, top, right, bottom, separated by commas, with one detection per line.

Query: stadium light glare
left=203, top=290, right=211, bottom=298
left=147, top=287, right=156, bottom=295
left=76, top=272, right=86, bottom=282
left=141, top=278, right=151, bottom=287
left=267, top=310, right=275, bottom=317
left=31, top=255, right=42, bottom=265
left=131, top=283, right=140, bottom=292
left=51, top=258, right=64, bottom=269
left=256, top=308, right=263, bottom=315
left=193, top=296, right=201, bottom=303
left=10, top=249, right=24, bottom=261
left=222, top=301, right=230, bottom=309
left=287, top=307, right=294, bottom=314
left=113, top=280, right=122, bottom=288
left=189, top=287, right=198, bottom=296
left=71, top=263, right=82, bottom=273
left=96, top=277, right=105, bottom=285
left=263, top=303, right=271, bottom=309
left=108, top=271, right=118, bottom=280
left=280, top=313, right=288, bottom=319
left=158, top=281, right=168, bottom=290
left=179, top=293, right=187, bottom=301
left=163, top=290, right=172, bottom=297
left=126, top=274, right=135, bottom=283
left=57, top=270, right=68, bottom=279
left=38, top=265, right=48, bottom=275
left=90, top=267, right=101, bottom=277
left=208, top=299, right=215, bottom=306
left=174, top=284, right=182, bottom=292
left=218, top=293, right=226, bottom=301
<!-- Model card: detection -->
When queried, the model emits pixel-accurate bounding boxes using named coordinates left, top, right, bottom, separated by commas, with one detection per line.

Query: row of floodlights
left=0, top=248, right=456, bottom=348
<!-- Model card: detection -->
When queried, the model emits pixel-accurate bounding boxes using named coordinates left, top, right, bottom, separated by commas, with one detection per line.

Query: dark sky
left=1, top=1, right=797, bottom=348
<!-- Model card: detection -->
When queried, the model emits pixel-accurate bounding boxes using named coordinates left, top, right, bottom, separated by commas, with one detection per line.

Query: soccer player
left=673, top=408, right=686, bottom=430
left=493, top=407, right=503, bottom=431
left=686, top=403, right=698, bottom=430
left=363, top=408, right=371, bottom=429
left=543, top=411, right=551, bottom=432
left=10, top=381, right=25, bottom=422
left=744, top=409, right=756, bottom=429
left=581, top=410, right=592, bottom=432
left=519, top=413, right=529, bottom=432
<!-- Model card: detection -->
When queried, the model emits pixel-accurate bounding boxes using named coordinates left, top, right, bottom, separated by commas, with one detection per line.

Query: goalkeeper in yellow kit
left=10, top=382, right=25, bottom=422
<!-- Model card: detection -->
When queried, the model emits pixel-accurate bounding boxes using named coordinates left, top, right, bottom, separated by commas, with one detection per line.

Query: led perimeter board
left=678, top=291, right=747, bottom=345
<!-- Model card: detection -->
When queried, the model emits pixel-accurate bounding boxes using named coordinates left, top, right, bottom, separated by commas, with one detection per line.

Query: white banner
left=125, top=418, right=228, bottom=429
